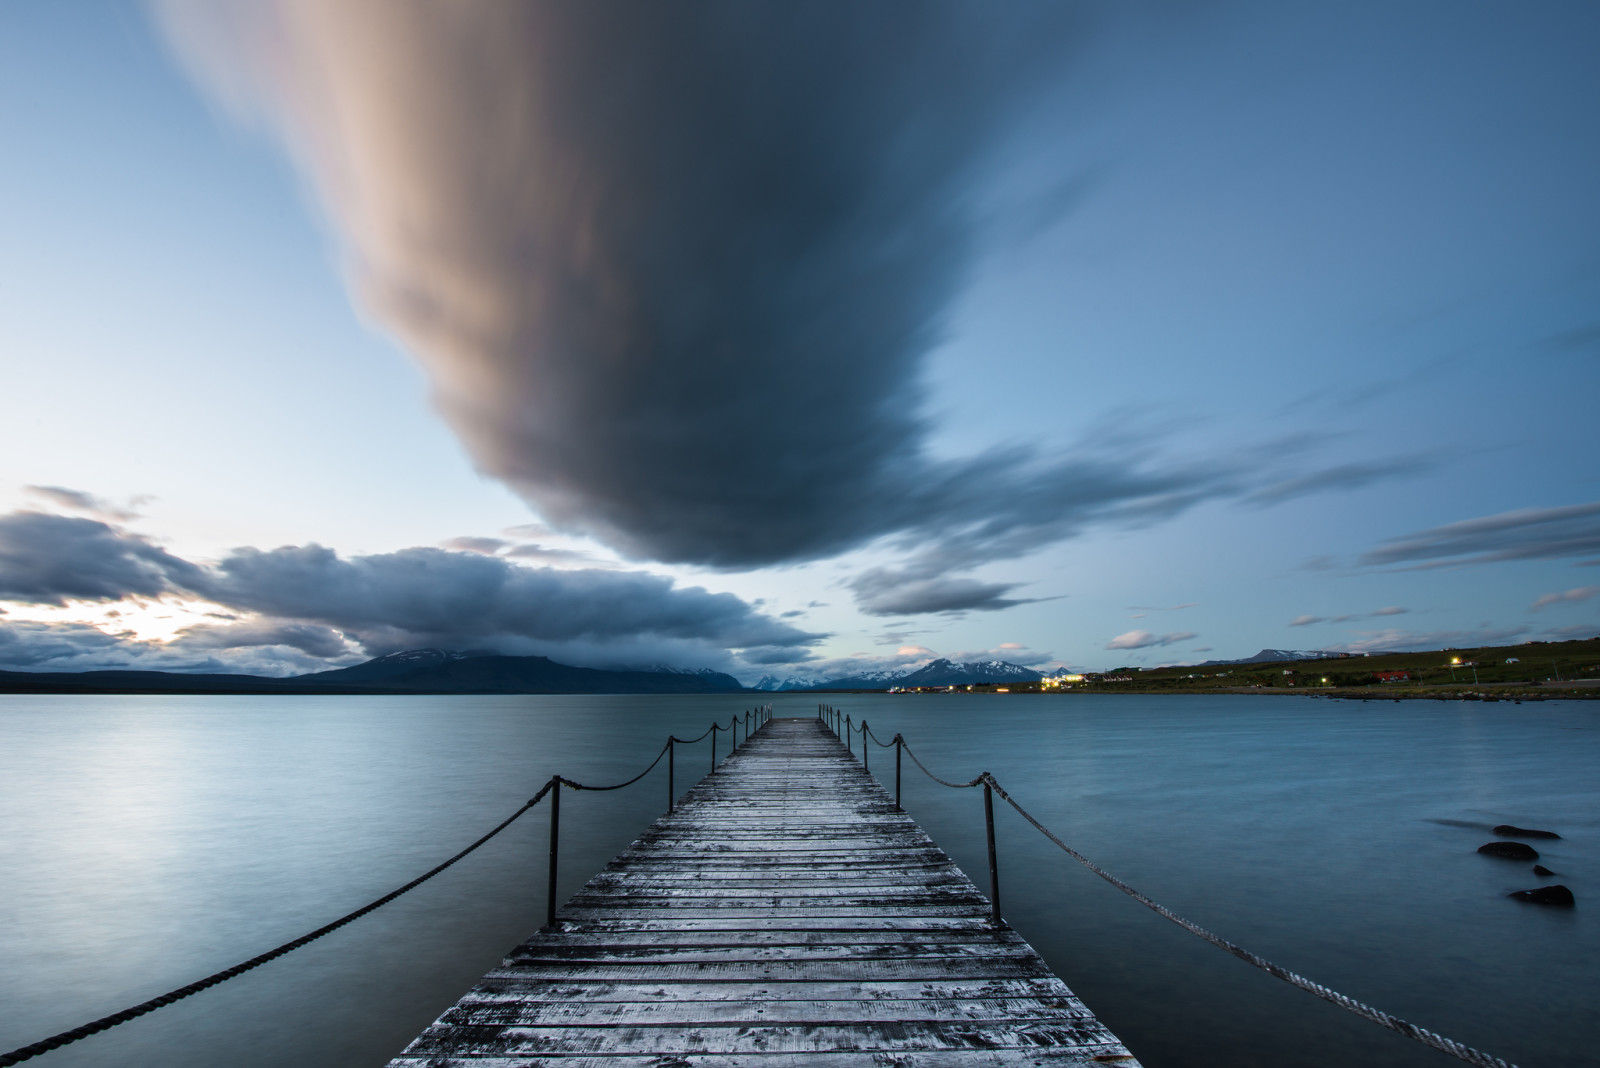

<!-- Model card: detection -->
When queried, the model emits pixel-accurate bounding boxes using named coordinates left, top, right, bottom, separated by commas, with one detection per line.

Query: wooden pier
left=388, top=716, right=1140, bottom=1066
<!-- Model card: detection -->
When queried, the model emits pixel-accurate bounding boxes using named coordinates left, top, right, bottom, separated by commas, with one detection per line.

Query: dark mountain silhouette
left=0, top=650, right=746, bottom=695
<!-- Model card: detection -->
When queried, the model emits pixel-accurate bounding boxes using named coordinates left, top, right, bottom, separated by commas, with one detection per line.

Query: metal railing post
left=895, top=736, right=902, bottom=811
left=667, top=738, right=675, bottom=814
left=711, top=726, right=717, bottom=772
left=862, top=720, right=869, bottom=773
left=546, top=776, right=561, bottom=927
left=845, top=715, right=852, bottom=754
left=983, top=778, right=1001, bottom=926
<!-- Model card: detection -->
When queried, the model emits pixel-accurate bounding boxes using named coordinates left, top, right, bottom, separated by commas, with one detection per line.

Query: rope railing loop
left=898, top=739, right=985, bottom=789
left=670, top=724, right=715, bottom=746
left=885, top=735, right=1520, bottom=1068
left=2, top=714, right=721, bottom=1068
left=0, top=793, right=543, bottom=1067
left=558, top=738, right=672, bottom=792
left=862, top=723, right=897, bottom=748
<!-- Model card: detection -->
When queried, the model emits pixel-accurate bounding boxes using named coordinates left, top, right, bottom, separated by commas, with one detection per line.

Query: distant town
left=876, top=637, right=1600, bottom=700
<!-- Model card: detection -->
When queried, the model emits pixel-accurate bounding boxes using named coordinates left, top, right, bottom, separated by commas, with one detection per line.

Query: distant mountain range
left=1193, top=648, right=1355, bottom=667
left=0, top=646, right=1388, bottom=697
left=752, top=658, right=1043, bottom=692
left=0, top=649, right=746, bottom=695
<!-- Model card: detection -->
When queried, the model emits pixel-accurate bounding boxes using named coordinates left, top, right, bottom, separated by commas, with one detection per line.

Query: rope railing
left=812, top=703, right=1519, bottom=1068
left=0, top=704, right=772, bottom=1067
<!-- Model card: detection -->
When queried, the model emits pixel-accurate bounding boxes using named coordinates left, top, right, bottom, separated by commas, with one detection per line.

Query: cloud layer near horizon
left=0, top=511, right=818, bottom=674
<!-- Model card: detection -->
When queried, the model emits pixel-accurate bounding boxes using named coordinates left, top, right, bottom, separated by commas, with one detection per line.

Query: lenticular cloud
left=155, top=0, right=1074, bottom=567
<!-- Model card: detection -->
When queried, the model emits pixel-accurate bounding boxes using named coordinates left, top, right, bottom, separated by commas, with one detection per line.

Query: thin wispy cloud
left=1246, top=458, right=1429, bottom=506
left=24, top=485, right=146, bottom=522
left=1289, top=606, right=1410, bottom=626
left=1327, top=626, right=1532, bottom=655
left=1106, top=629, right=1197, bottom=651
left=1529, top=586, right=1599, bottom=611
left=1362, top=502, right=1600, bottom=569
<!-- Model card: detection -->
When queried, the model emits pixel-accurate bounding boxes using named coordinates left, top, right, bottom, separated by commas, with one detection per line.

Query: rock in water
left=1493, top=824, right=1561, bottom=839
left=1533, top=864, right=1556, bottom=877
left=1508, top=885, right=1575, bottom=906
left=1478, top=841, right=1540, bottom=860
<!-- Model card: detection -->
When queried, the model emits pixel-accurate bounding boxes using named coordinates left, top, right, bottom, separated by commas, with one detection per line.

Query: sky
left=2, top=0, right=1598, bottom=683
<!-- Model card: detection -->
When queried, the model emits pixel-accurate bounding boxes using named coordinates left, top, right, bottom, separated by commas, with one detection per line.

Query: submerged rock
left=1533, top=864, right=1556, bottom=877
left=1507, top=885, right=1574, bottom=906
left=1478, top=841, right=1540, bottom=860
left=1493, top=824, right=1561, bottom=839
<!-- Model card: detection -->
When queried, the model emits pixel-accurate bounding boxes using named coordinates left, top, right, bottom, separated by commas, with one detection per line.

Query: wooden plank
left=466, top=978, right=1090, bottom=1004
left=390, top=1051, right=1138, bottom=1067
left=443, top=995, right=1099, bottom=1024
left=386, top=717, right=1141, bottom=1066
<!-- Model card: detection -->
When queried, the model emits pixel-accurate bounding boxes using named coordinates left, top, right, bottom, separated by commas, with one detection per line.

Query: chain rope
left=0, top=787, right=547, bottom=1067
left=860, top=722, right=898, bottom=748
left=1, top=710, right=767, bottom=1066
left=891, top=736, right=1517, bottom=1068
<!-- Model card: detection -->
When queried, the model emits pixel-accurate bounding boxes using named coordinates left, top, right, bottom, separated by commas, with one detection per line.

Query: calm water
left=0, top=693, right=1593, bottom=1067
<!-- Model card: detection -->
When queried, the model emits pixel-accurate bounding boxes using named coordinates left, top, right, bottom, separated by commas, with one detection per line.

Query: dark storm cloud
left=0, top=512, right=202, bottom=604
left=159, top=4, right=1435, bottom=575
left=200, top=543, right=819, bottom=653
left=158, top=0, right=1097, bottom=568
left=0, top=619, right=130, bottom=667
left=1361, top=502, right=1600, bottom=569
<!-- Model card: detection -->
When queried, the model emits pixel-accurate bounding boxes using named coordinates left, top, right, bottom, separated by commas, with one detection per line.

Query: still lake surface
left=0, top=692, right=1593, bottom=1067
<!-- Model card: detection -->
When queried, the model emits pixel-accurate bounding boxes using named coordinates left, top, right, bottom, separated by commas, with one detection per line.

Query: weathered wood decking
left=388, top=716, right=1140, bottom=1066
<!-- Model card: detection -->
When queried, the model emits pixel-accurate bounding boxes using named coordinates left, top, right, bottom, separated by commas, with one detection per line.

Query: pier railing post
left=667, top=738, right=675, bottom=814
left=711, top=726, right=717, bottom=773
left=983, top=778, right=1001, bottom=926
left=845, top=715, right=852, bottom=754
left=546, top=775, right=561, bottom=927
left=862, top=720, right=869, bottom=773
left=895, top=736, right=902, bottom=811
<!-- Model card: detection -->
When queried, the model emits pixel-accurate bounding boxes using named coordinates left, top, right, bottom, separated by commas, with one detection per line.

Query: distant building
left=1373, top=670, right=1410, bottom=683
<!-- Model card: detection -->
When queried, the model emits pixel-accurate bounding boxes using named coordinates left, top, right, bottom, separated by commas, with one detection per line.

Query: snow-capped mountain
left=302, top=647, right=475, bottom=682
left=890, top=658, right=1043, bottom=688
left=750, top=674, right=827, bottom=692
left=634, top=664, right=741, bottom=680
left=762, top=658, right=1043, bottom=691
